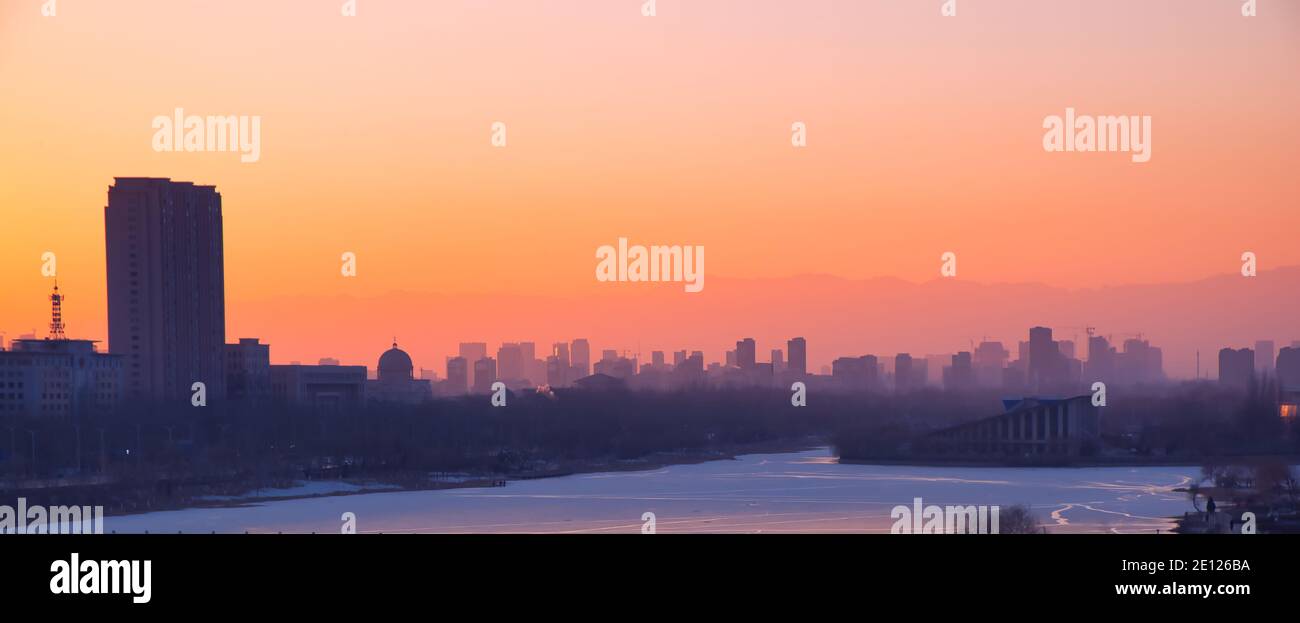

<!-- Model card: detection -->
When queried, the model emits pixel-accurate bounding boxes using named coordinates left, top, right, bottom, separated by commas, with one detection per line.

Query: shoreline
left=100, top=438, right=827, bottom=519
left=25, top=441, right=1281, bottom=523
left=837, top=457, right=1212, bottom=469
left=838, top=454, right=1300, bottom=469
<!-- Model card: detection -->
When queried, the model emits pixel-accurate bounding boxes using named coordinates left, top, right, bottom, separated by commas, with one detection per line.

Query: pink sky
left=1, top=0, right=1296, bottom=374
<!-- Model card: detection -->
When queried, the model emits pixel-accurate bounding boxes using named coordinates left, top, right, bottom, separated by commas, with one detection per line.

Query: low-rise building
left=271, top=363, right=367, bottom=411
left=0, top=285, right=124, bottom=417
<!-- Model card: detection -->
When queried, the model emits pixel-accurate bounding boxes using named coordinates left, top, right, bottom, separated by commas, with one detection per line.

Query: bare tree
left=998, top=504, right=1039, bottom=534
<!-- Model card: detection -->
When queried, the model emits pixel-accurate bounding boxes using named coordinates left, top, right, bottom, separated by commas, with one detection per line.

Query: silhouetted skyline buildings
left=105, top=177, right=226, bottom=403
left=8, top=266, right=1298, bottom=413
left=3, top=176, right=1299, bottom=415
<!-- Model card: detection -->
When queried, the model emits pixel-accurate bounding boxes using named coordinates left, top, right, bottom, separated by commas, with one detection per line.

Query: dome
left=378, top=341, right=413, bottom=382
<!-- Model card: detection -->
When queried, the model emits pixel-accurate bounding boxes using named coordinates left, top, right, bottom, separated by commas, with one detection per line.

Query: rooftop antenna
left=49, top=281, right=66, bottom=340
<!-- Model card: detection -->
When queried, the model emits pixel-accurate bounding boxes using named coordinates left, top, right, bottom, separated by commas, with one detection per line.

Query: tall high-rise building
left=672, top=351, right=706, bottom=387
left=497, top=343, right=525, bottom=382
left=105, top=178, right=226, bottom=402
left=459, top=342, right=487, bottom=388
left=445, top=356, right=469, bottom=394
left=1219, top=348, right=1254, bottom=389
left=553, top=343, right=571, bottom=367
left=1118, top=338, right=1164, bottom=385
left=571, top=339, right=591, bottom=377
left=1086, top=335, right=1116, bottom=384
left=787, top=337, right=807, bottom=377
left=944, top=351, right=974, bottom=391
left=520, top=342, right=543, bottom=384
left=1028, top=327, right=1059, bottom=391
left=1276, top=347, right=1300, bottom=390
left=736, top=338, right=756, bottom=370
left=973, top=340, right=1009, bottom=388
left=832, top=355, right=877, bottom=390
left=472, top=357, right=498, bottom=393
left=225, top=338, right=270, bottom=402
left=894, top=353, right=914, bottom=392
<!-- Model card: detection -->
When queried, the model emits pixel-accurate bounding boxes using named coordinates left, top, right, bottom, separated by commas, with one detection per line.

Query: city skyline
left=4, top=258, right=1296, bottom=381
left=5, top=0, right=1300, bottom=568
left=6, top=270, right=1297, bottom=389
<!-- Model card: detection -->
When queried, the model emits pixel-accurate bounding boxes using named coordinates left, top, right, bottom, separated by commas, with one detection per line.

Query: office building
left=787, top=337, right=807, bottom=378
left=225, top=338, right=270, bottom=402
left=736, top=338, right=756, bottom=370
left=0, top=285, right=123, bottom=416
left=445, top=356, right=469, bottom=394
left=458, top=343, right=487, bottom=389
left=105, top=177, right=226, bottom=403
left=271, top=363, right=366, bottom=410
left=1219, top=348, right=1254, bottom=389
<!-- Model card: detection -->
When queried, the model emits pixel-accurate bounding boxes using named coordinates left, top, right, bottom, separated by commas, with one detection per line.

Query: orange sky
left=1, top=0, right=1297, bottom=370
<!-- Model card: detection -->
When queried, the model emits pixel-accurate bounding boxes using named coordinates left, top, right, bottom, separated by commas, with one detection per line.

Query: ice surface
left=104, top=448, right=1200, bottom=534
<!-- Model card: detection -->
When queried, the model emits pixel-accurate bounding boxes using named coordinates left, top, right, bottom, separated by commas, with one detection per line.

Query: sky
left=1, top=0, right=1297, bottom=372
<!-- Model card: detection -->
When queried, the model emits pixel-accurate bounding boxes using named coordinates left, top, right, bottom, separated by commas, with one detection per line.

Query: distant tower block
left=49, top=282, right=67, bottom=340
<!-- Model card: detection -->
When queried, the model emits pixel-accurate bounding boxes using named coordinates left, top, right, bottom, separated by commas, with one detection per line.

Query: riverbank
left=12, top=437, right=827, bottom=520
left=99, top=447, right=1200, bottom=534
left=838, top=452, right=1300, bottom=469
left=837, top=456, right=1209, bottom=468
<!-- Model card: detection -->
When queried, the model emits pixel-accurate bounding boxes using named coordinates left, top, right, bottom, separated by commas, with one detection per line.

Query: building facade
left=225, top=338, right=271, bottom=403
left=0, top=286, right=123, bottom=417
left=368, top=342, right=433, bottom=404
left=1219, top=347, right=1255, bottom=389
left=271, top=364, right=366, bottom=410
left=105, top=178, right=226, bottom=403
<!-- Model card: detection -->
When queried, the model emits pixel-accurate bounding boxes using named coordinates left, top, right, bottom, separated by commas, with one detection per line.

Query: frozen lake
left=104, top=448, right=1199, bottom=534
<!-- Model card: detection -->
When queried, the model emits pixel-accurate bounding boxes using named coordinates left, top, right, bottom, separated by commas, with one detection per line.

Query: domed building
left=378, top=342, right=414, bottom=382
left=367, top=340, right=432, bottom=405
